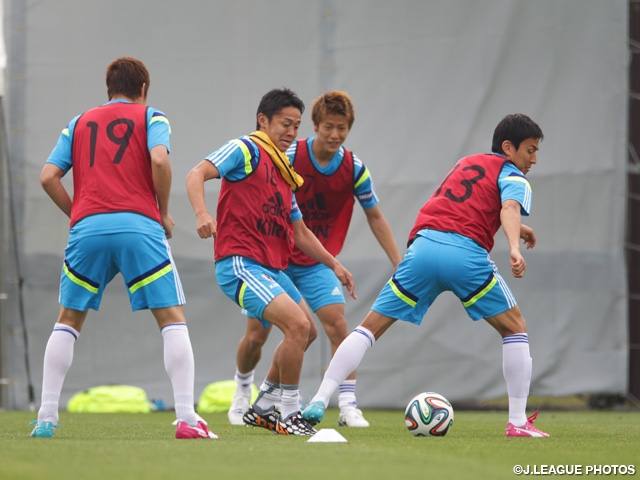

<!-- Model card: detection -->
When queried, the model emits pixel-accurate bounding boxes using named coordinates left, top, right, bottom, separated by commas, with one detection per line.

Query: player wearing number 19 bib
left=67, top=101, right=163, bottom=226
left=46, top=99, right=180, bottom=311
left=33, top=57, right=216, bottom=440
left=303, top=114, right=550, bottom=438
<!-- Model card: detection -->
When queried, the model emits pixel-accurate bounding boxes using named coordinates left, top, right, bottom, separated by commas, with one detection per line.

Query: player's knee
left=285, top=314, right=311, bottom=343
left=487, top=308, right=527, bottom=336
left=322, top=321, right=348, bottom=345
left=245, top=330, right=269, bottom=349
left=506, top=317, right=527, bottom=336
left=307, top=325, right=318, bottom=347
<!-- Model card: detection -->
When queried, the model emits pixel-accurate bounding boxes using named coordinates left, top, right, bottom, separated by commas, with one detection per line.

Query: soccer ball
left=404, top=392, right=454, bottom=437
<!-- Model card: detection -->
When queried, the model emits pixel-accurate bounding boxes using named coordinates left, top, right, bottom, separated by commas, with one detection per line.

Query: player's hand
left=333, top=263, right=357, bottom=299
left=510, top=249, right=526, bottom=278
left=161, top=213, right=175, bottom=239
left=196, top=212, right=217, bottom=239
left=520, top=224, right=536, bottom=249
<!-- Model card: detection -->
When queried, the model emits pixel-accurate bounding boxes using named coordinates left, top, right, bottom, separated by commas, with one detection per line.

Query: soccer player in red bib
left=226, top=91, right=401, bottom=428
left=32, top=57, right=216, bottom=440
left=186, top=88, right=356, bottom=436
left=302, top=114, right=550, bottom=438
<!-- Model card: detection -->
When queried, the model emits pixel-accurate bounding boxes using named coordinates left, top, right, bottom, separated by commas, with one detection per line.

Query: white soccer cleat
left=228, top=392, right=251, bottom=426
left=338, top=406, right=370, bottom=428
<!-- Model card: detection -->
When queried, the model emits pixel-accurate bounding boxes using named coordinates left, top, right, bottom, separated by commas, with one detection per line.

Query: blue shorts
left=60, top=214, right=185, bottom=312
left=371, top=229, right=516, bottom=324
left=285, top=263, right=345, bottom=312
left=216, top=256, right=302, bottom=327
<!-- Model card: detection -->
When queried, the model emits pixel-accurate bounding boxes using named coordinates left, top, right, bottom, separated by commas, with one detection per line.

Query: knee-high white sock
left=311, top=327, right=375, bottom=407
left=502, top=333, right=532, bottom=426
left=38, top=324, right=79, bottom=424
left=162, top=323, right=198, bottom=425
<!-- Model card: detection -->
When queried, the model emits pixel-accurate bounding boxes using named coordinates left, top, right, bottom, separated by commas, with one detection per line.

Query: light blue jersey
left=497, top=158, right=532, bottom=215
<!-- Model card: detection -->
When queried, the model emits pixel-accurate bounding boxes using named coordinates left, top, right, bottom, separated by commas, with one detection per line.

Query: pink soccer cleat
left=175, top=420, right=219, bottom=439
left=505, top=411, right=549, bottom=438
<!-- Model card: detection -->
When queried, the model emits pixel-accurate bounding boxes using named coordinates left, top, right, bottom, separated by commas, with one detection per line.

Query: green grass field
left=1, top=409, right=639, bottom=480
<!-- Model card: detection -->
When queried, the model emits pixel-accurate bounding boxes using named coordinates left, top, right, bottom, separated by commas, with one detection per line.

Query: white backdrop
left=1, top=0, right=628, bottom=410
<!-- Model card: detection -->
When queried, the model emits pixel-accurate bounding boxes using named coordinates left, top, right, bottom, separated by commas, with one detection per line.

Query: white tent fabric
left=1, top=0, right=628, bottom=409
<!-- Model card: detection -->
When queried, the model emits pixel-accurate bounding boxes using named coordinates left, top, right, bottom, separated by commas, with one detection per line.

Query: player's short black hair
left=256, top=88, right=305, bottom=130
left=491, top=114, right=544, bottom=154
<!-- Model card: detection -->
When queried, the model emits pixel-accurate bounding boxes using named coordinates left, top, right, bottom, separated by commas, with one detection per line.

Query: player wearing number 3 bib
left=302, top=114, right=550, bottom=438
left=32, top=57, right=216, bottom=440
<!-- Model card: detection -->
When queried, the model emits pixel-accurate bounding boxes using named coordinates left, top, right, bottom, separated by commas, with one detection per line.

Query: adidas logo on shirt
left=331, top=287, right=341, bottom=296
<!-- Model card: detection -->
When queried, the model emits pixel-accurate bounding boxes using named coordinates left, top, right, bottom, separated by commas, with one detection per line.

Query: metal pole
left=0, top=97, right=7, bottom=411
left=628, top=0, right=640, bottom=403
left=3, top=0, right=35, bottom=411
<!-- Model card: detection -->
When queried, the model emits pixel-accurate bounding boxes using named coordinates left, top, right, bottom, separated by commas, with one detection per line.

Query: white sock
left=280, top=384, right=300, bottom=420
left=162, top=323, right=198, bottom=426
left=338, top=380, right=357, bottom=410
left=38, top=324, right=79, bottom=424
left=502, top=333, right=532, bottom=426
left=312, top=327, right=375, bottom=407
left=235, top=369, right=254, bottom=397
left=254, top=378, right=280, bottom=413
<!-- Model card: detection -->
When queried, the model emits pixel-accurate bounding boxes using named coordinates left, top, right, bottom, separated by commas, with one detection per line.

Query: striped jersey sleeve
left=147, top=108, right=171, bottom=152
left=205, top=136, right=259, bottom=181
left=498, top=163, right=532, bottom=216
left=45, top=114, right=82, bottom=174
left=353, top=153, right=379, bottom=210
left=285, top=141, right=297, bottom=160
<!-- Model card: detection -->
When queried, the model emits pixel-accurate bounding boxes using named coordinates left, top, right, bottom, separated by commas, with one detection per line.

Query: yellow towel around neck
left=249, top=130, right=304, bottom=191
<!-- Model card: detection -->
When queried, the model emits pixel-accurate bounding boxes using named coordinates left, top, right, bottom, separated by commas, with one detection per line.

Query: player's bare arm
left=500, top=199, right=526, bottom=278
left=150, top=145, right=174, bottom=238
left=185, top=160, right=220, bottom=239
left=40, top=163, right=72, bottom=218
left=363, top=205, right=402, bottom=268
left=292, top=218, right=357, bottom=299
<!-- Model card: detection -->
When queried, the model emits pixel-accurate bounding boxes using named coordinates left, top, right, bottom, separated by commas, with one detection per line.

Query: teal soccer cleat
left=29, top=420, right=59, bottom=438
left=300, top=401, right=325, bottom=426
